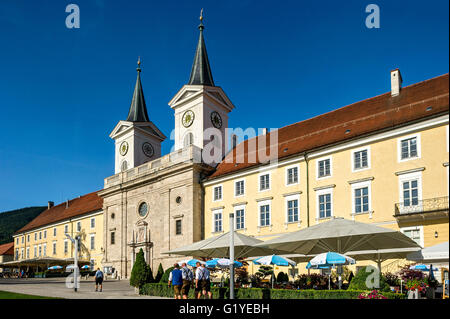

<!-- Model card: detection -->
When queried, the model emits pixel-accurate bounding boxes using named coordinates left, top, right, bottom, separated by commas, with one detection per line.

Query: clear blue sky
left=0, top=0, right=448, bottom=212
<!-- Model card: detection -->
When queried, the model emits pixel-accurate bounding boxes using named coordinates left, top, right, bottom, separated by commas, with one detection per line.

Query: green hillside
left=0, top=207, right=46, bottom=245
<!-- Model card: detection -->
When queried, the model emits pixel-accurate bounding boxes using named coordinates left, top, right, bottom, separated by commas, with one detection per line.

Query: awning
left=407, top=241, right=449, bottom=262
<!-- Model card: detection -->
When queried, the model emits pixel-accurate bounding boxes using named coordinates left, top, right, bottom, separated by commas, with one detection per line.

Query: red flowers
left=358, top=290, right=387, bottom=299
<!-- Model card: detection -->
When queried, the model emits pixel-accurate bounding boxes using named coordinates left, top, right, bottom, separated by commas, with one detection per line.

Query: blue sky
left=0, top=0, right=448, bottom=212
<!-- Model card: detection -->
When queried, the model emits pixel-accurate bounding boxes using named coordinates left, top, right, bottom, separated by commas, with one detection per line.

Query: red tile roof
left=0, top=242, right=14, bottom=256
left=15, top=191, right=103, bottom=234
left=210, top=73, right=449, bottom=179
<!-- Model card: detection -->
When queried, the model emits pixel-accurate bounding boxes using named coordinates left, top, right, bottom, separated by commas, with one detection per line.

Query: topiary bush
left=160, top=266, right=174, bottom=283
left=154, top=263, right=164, bottom=283
left=348, top=266, right=390, bottom=292
left=130, top=248, right=153, bottom=288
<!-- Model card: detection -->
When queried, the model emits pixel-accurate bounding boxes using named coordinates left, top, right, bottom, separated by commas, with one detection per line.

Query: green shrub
left=130, top=248, right=153, bottom=288
left=155, top=263, right=164, bottom=283
left=348, top=266, right=390, bottom=292
left=160, top=267, right=174, bottom=283
left=139, top=283, right=404, bottom=299
left=276, top=272, right=289, bottom=283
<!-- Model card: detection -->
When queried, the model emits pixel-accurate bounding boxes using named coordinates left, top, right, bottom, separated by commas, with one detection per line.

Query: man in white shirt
left=195, top=261, right=211, bottom=299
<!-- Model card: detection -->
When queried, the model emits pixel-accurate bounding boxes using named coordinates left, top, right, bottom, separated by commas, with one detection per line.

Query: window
left=43, top=230, right=47, bottom=239
left=43, top=244, right=47, bottom=256
left=110, top=232, right=115, bottom=245
left=121, top=160, right=128, bottom=172
left=27, top=235, right=30, bottom=242
left=39, top=232, right=42, bottom=240
left=353, top=149, right=369, bottom=170
left=236, top=208, right=245, bottom=230
left=398, top=134, right=421, bottom=162
left=259, top=174, right=270, bottom=191
left=318, top=193, right=332, bottom=219
left=38, top=245, right=42, bottom=257
left=90, top=235, right=95, bottom=250
left=53, top=228, right=57, bottom=237
left=34, top=246, right=37, bottom=257
left=21, top=236, right=24, bottom=244
left=403, top=180, right=419, bottom=207
left=402, top=227, right=423, bottom=247
left=15, top=249, right=19, bottom=260
left=77, top=222, right=81, bottom=232
left=26, top=247, right=29, bottom=259
left=354, top=187, right=369, bottom=214
left=175, top=220, right=182, bottom=235
left=90, top=218, right=95, bottom=229
left=213, top=210, right=223, bottom=233
left=286, top=166, right=299, bottom=185
left=64, top=225, right=69, bottom=234
left=21, top=248, right=24, bottom=259
left=64, top=240, right=68, bottom=254
left=184, top=132, right=194, bottom=147
left=259, top=204, right=271, bottom=227
left=235, top=180, right=245, bottom=197
left=16, top=238, right=19, bottom=245
left=213, top=185, right=222, bottom=201
left=90, top=259, right=95, bottom=270
left=34, top=233, right=37, bottom=241
left=287, top=199, right=299, bottom=223
left=317, top=157, right=331, bottom=178
left=53, top=242, right=57, bottom=255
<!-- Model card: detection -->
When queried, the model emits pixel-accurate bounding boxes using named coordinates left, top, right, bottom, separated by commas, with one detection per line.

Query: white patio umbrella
left=255, top=217, right=420, bottom=255
left=164, top=231, right=276, bottom=258
left=253, top=255, right=297, bottom=288
left=407, top=241, right=449, bottom=262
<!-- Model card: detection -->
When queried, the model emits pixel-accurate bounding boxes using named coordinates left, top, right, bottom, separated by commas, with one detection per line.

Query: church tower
left=168, top=11, right=235, bottom=158
left=110, top=60, right=166, bottom=174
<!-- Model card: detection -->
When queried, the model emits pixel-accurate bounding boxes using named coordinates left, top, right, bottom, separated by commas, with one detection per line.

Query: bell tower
left=110, top=59, right=166, bottom=174
left=168, top=10, right=234, bottom=159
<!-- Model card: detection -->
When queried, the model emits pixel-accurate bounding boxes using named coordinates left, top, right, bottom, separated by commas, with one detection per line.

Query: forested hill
left=0, top=207, right=46, bottom=245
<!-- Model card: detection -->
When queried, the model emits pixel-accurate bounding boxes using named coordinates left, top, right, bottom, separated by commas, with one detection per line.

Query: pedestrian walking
left=195, top=262, right=209, bottom=299
left=168, top=264, right=183, bottom=299
left=181, top=262, right=193, bottom=299
left=94, top=267, right=104, bottom=292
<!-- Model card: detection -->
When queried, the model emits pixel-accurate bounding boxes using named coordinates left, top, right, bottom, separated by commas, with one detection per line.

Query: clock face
left=210, top=111, right=222, bottom=129
left=182, top=110, right=195, bottom=128
left=142, top=142, right=154, bottom=158
left=138, top=202, right=148, bottom=217
left=119, top=141, right=129, bottom=156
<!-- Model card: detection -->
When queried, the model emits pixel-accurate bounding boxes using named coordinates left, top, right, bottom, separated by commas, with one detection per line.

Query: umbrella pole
left=229, top=213, right=235, bottom=300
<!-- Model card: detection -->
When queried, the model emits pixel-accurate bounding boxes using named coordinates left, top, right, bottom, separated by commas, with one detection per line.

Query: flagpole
left=229, top=213, right=235, bottom=300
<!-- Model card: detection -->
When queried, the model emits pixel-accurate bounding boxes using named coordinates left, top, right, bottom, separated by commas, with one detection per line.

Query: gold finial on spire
left=137, top=56, right=141, bottom=72
left=200, top=8, right=204, bottom=22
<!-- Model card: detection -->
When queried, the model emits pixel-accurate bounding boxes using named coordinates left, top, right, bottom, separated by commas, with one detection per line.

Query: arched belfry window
left=121, top=160, right=128, bottom=172
left=184, top=132, right=194, bottom=148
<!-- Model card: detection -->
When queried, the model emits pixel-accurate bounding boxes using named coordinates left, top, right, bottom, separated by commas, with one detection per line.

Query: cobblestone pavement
left=0, top=277, right=168, bottom=299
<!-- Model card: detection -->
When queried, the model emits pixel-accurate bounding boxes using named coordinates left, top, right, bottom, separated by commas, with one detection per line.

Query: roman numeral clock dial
left=182, top=110, right=195, bottom=128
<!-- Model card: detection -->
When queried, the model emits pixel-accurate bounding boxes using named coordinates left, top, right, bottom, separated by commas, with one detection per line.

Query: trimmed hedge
left=140, top=283, right=404, bottom=299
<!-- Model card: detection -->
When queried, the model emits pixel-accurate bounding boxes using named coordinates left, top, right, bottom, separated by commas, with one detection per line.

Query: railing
left=395, top=196, right=449, bottom=215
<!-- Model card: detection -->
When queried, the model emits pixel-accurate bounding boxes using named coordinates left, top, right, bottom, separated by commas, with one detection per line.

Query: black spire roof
left=126, top=60, right=150, bottom=122
left=188, top=13, right=215, bottom=87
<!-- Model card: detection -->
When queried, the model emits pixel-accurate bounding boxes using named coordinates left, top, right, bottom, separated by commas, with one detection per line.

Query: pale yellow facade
left=13, top=211, right=104, bottom=270
left=204, top=116, right=449, bottom=275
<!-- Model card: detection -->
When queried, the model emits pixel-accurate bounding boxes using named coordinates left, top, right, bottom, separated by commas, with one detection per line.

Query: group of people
left=168, top=261, right=212, bottom=299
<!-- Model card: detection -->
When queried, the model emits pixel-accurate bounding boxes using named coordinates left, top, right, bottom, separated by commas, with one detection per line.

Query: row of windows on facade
left=15, top=235, right=96, bottom=260
left=16, top=218, right=96, bottom=245
left=213, top=136, right=420, bottom=201
left=212, top=178, right=421, bottom=233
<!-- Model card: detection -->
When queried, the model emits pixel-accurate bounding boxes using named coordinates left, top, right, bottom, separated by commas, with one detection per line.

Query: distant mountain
left=0, top=207, right=46, bottom=245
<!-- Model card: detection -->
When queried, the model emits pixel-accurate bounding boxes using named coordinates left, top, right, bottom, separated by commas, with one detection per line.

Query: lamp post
left=229, top=213, right=235, bottom=300
left=65, top=233, right=80, bottom=292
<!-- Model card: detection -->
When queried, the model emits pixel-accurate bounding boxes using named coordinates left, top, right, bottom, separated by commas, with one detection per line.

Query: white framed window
left=38, top=245, right=42, bottom=257
left=234, top=205, right=246, bottom=230
left=398, top=133, right=421, bottom=162
left=26, top=247, right=29, bottom=259
left=53, top=242, right=57, bottom=255
left=213, top=185, right=223, bottom=202
left=64, top=225, right=69, bottom=234
left=258, top=200, right=271, bottom=227
left=286, top=164, right=299, bottom=186
left=34, top=246, right=37, bottom=257
left=43, top=243, right=47, bottom=256
left=64, top=240, right=68, bottom=254
left=398, top=171, right=423, bottom=214
left=34, top=233, right=37, bottom=241
left=21, top=236, right=24, bottom=244
left=212, top=209, right=223, bottom=233
left=90, top=218, right=95, bottom=229
left=21, top=248, right=24, bottom=259
left=39, top=232, right=42, bottom=240
left=77, top=222, right=81, bottom=232
left=53, top=227, right=57, bottom=237
left=235, top=179, right=245, bottom=197
left=316, top=156, right=332, bottom=179
left=259, top=172, right=271, bottom=191
left=351, top=146, right=371, bottom=172
left=43, top=230, right=47, bottom=239
left=401, top=226, right=424, bottom=248
left=316, top=188, right=333, bottom=220
left=351, top=180, right=372, bottom=216
left=90, top=235, right=95, bottom=250
left=285, top=194, right=300, bottom=223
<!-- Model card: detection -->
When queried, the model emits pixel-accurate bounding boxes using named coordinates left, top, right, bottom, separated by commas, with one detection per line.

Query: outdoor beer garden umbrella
left=306, top=252, right=355, bottom=290
left=206, top=258, right=243, bottom=268
left=81, top=265, right=90, bottom=270
left=407, top=241, right=449, bottom=262
left=177, top=259, right=206, bottom=267
left=255, top=217, right=420, bottom=256
left=47, top=265, right=62, bottom=270
left=253, top=255, right=297, bottom=288
left=164, top=231, right=277, bottom=258
left=409, top=264, right=438, bottom=271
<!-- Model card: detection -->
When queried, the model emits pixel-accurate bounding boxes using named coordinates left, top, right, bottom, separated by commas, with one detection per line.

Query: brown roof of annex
left=210, top=73, right=449, bottom=179
left=15, top=191, right=103, bottom=234
left=0, top=242, right=14, bottom=255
